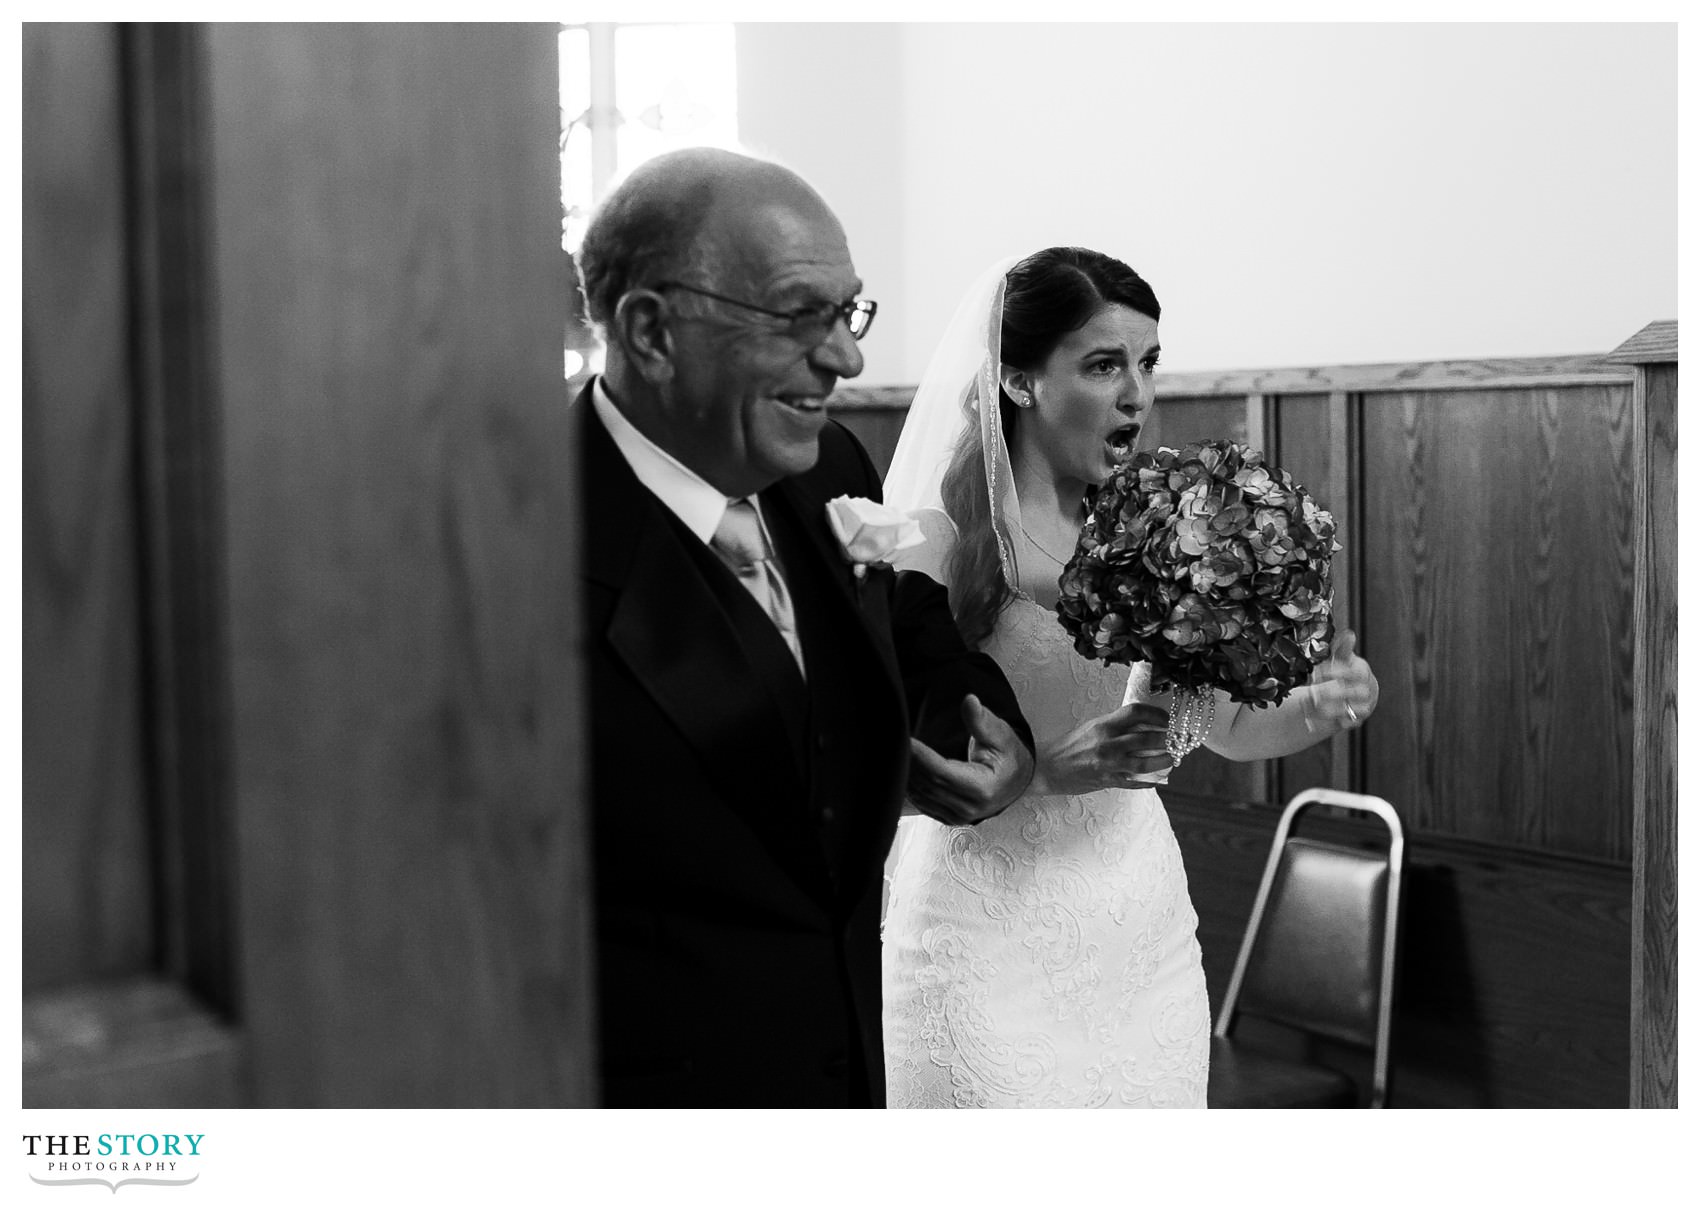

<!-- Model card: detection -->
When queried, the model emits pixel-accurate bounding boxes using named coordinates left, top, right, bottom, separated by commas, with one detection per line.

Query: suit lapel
left=765, top=477, right=911, bottom=889
left=767, top=477, right=905, bottom=701
left=579, top=389, right=831, bottom=898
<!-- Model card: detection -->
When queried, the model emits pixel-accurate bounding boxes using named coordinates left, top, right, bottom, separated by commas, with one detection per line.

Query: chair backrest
left=1214, top=789, right=1405, bottom=1104
left=1236, top=838, right=1388, bottom=1046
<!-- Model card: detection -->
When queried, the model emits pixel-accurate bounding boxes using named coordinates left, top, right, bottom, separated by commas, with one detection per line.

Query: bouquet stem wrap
left=1166, top=684, right=1217, bottom=766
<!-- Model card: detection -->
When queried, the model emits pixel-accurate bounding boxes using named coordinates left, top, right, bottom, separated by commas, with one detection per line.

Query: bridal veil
left=881, top=254, right=1026, bottom=587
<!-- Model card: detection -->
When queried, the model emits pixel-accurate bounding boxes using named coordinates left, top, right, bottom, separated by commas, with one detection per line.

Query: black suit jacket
left=577, top=382, right=1031, bottom=1107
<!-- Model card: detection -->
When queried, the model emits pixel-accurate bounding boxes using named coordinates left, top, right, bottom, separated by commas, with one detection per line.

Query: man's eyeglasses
left=656, top=281, right=878, bottom=343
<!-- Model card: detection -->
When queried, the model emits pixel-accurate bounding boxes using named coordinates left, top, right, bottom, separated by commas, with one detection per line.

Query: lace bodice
left=882, top=591, right=1210, bottom=1108
left=987, top=589, right=1160, bottom=736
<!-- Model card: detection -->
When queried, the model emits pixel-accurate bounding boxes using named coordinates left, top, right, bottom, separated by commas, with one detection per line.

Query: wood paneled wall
left=840, top=357, right=1639, bottom=861
left=836, top=343, right=1660, bottom=1107
left=207, top=23, right=594, bottom=1107
left=1359, top=385, right=1635, bottom=859
left=1149, top=367, right=1638, bottom=863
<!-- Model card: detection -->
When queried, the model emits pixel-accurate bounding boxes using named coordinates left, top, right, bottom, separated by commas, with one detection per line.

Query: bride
left=880, top=247, right=1380, bottom=1108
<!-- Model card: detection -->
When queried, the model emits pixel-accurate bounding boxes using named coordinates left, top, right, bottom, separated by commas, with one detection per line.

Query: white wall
left=736, top=23, right=908, bottom=383
left=738, top=22, right=1675, bottom=384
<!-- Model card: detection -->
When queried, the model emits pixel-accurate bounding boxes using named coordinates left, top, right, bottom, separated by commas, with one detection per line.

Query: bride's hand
left=1030, top=702, right=1173, bottom=796
left=1303, top=629, right=1379, bottom=730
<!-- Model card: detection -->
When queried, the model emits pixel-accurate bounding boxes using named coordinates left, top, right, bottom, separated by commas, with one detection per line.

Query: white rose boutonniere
left=825, top=495, right=925, bottom=580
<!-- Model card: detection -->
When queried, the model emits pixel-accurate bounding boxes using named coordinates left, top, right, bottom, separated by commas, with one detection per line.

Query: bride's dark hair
left=936, top=246, right=1161, bottom=648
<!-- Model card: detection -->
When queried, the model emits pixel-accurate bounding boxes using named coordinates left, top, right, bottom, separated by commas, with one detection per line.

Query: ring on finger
left=1345, top=703, right=1359, bottom=723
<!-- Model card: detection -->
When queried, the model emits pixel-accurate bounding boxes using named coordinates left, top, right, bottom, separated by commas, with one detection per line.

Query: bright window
left=559, top=22, right=740, bottom=256
left=560, top=22, right=739, bottom=378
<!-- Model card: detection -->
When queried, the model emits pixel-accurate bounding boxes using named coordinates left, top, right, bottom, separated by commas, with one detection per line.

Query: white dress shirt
left=592, top=378, right=805, bottom=673
left=592, top=377, right=732, bottom=544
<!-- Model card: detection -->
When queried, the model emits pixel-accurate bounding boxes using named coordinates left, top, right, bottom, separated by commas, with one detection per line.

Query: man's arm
left=814, top=420, right=1035, bottom=822
left=889, top=569, right=1034, bottom=824
left=889, top=568, right=1033, bottom=760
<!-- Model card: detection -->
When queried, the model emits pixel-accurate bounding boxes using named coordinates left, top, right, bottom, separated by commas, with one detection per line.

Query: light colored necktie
left=712, top=499, right=806, bottom=677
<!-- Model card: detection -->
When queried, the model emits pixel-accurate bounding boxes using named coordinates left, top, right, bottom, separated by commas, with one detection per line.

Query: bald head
left=574, top=147, right=865, bottom=498
left=576, top=148, right=838, bottom=332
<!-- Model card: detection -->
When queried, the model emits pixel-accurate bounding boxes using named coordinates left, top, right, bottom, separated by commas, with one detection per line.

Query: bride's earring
left=1016, top=391, right=1034, bottom=409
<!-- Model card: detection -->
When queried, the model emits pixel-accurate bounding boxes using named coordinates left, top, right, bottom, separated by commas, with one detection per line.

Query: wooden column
left=1607, top=320, right=1678, bottom=1108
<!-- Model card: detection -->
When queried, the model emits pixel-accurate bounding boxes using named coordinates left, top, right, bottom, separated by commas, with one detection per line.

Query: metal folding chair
left=1208, top=789, right=1405, bottom=1108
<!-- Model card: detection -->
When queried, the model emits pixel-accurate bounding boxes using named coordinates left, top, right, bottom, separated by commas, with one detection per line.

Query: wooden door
left=23, top=22, right=595, bottom=1108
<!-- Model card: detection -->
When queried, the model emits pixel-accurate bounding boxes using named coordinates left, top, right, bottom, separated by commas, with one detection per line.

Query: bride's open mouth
left=1105, top=423, right=1141, bottom=460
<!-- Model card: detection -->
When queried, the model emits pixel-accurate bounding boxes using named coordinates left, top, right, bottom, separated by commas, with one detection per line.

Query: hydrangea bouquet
left=1055, top=440, right=1340, bottom=764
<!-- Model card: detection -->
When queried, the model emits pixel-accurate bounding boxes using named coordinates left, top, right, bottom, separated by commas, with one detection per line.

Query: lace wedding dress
left=882, top=590, right=1212, bottom=1108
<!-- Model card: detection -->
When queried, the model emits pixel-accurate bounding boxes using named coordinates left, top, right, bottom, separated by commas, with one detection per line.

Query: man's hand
left=906, top=694, right=1036, bottom=826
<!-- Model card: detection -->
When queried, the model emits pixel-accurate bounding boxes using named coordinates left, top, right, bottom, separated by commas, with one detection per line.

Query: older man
left=574, top=148, right=1035, bottom=1107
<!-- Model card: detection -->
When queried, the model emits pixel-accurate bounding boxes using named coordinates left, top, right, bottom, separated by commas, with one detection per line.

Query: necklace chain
left=1020, top=524, right=1074, bottom=567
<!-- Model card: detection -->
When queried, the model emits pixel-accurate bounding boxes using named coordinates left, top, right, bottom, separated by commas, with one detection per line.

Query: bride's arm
left=1204, top=630, right=1380, bottom=762
left=1203, top=687, right=1334, bottom=761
